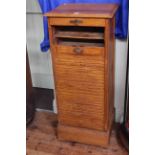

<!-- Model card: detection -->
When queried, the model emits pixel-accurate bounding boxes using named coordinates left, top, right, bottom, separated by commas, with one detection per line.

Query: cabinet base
left=58, top=124, right=111, bottom=147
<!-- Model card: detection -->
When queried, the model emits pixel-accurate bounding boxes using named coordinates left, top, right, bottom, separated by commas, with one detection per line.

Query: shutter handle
left=74, top=47, right=83, bottom=54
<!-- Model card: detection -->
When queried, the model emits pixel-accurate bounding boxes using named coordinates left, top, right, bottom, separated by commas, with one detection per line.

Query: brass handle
left=70, top=19, right=83, bottom=25
left=74, top=47, right=83, bottom=54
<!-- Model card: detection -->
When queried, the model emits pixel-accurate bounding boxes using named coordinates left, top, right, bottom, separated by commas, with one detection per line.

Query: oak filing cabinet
left=45, top=4, right=118, bottom=147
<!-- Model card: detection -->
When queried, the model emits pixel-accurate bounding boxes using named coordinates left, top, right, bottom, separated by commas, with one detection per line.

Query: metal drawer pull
left=74, top=47, right=83, bottom=54
left=70, top=19, right=83, bottom=25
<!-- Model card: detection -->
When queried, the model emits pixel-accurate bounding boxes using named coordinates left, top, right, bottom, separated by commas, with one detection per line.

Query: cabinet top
left=45, top=3, right=119, bottom=18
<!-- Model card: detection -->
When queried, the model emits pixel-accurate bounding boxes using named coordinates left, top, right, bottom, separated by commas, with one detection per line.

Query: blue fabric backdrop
left=38, top=0, right=129, bottom=52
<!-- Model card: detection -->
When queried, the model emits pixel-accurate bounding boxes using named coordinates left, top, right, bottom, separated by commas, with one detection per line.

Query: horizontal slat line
left=58, top=95, right=104, bottom=99
left=59, top=112, right=104, bottom=117
left=57, top=87, right=104, bottom=92
left=57, top=95, right=104, bottom=99
left=59, top=108, right=104, bottom=112
left=56, top=70, right=105, bottom=74
left=58, top=102, right=104, bottom=106
left=55, top=63, right=104, bottom=67
left=58, top=41, right=104, bottom=47
left=57, top=86, right=104, bottom=90
left=55, top=31, right=104, bottom=40
left=58, top=104, right=104, bottom=109
left=57, top=82, right=105, bottom=86
left=56, top=76, right=105, bottom=80
left=56, top=75, right=104, bottom=80
left=56, top=68, right=105, bottom=72
left=56, top=67, right=104, bottom=71
left=57, top=80, right=104, bottom=84
left=55, top=57, right=104, bottom=61
left=57, top=84, right=105, bottom=89
left=58, top=103, right=104, bottom=107
left=56, top=68, right=104, bottom=72
left=55, top=64, right=104, bottom=69
left=59, top=111, right=104, bottom=114
left=59, top=117, right=104, bottom=123
left=57, top=83, right=105, bottom=88
left=58, top=103, right=104, bottom=109
left=56, top=72, right=105, bottom=76
left=58, top=101, right=104, bottom=106
left=57, top=85, right=104, bottom=89
left=57, top=90, right=104, bottom=96
left=59, top=111, right=104, bottom=116
left=59, top=115, right=104, bottom=119
left=57, top=91, right=104, bottom=97
left=55, top=54, right=104, bottom=57
left=56, top=73, right=104, bottom=77
left=58, top=104, right=104, bottom=108
left=59, top=112, right=105, bottom=118
left=57, top=95, right=104, bottom=100
left=56, top=76, right=105, bottom=81
left=57, top=79, right=104, bottom=84
left=58, top=104, right=105, bottom=112
left=59, top=118, right=104, bottom=125
left=55, top=57, right=104, bottom=60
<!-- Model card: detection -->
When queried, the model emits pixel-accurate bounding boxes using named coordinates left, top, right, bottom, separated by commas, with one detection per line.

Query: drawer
left=49, top=17, right=106, bottom=27
left=55, top=45, right=104, bottom=57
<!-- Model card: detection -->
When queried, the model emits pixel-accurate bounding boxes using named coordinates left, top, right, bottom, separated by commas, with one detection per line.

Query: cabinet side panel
left=47, top=20, right=61, bottom=115
left=104, top=18, right=115, bottom=130
left=108, top=17, right=115, bottom=129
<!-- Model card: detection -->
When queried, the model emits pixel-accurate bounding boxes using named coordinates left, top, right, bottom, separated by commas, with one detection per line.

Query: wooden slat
left=55, top=31, right=104, bottom=40
left=58, top=40, right=104, bottom=47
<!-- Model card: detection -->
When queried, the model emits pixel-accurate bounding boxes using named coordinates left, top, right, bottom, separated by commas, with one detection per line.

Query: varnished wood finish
left=55, top=31, right=104, bottom=40
left=45, top=4, right=119, bottom=18
left=48, top=17, right=106, bottom=27
left=58, top=124, right=110, bottom=147
left=55, top=46, right=105, bottom=131
left=26, top=111, right=129, bottom=155
left=45, top=4, right=118, bottom=147
left=58, top=109, right=114, bottom=147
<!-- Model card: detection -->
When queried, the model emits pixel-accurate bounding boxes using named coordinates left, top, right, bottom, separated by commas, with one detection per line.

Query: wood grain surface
left=46, top=4, right=118, bottom=147
left=55, top=31, right=104, bottom=40
left=26, top=111, right=128, bottom=155
left=48, top=18, right=106, bottom=27
left=54, top=46, right=105, bottom=131
left=45, top=4, right=119, bottom=18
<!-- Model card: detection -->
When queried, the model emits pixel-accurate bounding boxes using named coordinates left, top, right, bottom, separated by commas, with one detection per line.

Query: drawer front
left=54, top=45, right=106, bottom=131
left=49, top=17, right=106, bottom=27
left=55, top=45, right=104, bottom=56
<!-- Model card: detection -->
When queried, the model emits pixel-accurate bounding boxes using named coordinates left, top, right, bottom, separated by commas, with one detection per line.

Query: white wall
left=115, top=39, right=128, bottom=122
left=26, top=0, right=54, bottom=89
left=26, top=0, right=128, bottom=122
